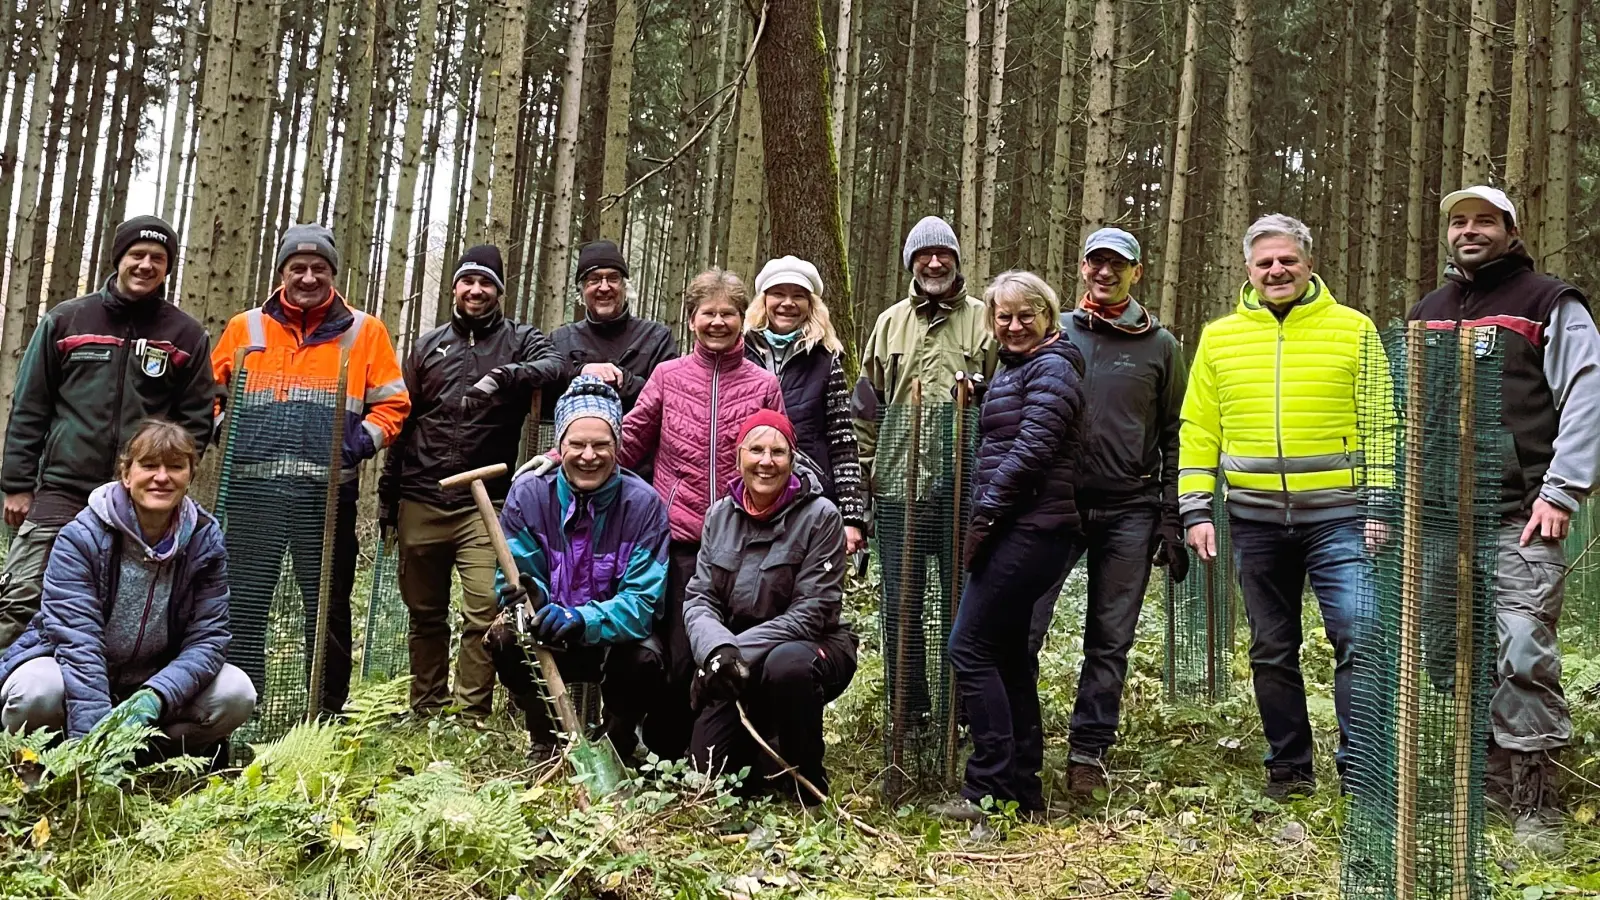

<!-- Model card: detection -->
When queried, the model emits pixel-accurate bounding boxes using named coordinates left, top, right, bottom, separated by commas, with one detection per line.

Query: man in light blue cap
left=1028, top=226, right=1188, bottom=797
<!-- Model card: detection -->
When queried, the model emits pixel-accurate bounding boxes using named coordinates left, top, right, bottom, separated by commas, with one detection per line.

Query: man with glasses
left=547, top=240, right=678, bottom=417
left=1028, top=228, right=1188, bottom=796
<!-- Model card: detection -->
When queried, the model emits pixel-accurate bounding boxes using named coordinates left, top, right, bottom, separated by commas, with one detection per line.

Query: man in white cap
left=853, top=216, right=997, bottom=727
left=1028, top=228, right=1188, bottom=796
left=1408, top=186, right=1600, bottom=856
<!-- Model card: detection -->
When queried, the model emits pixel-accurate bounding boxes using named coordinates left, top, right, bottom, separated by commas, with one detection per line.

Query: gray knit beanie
left=902, top=216, right=960, bottom=272
left=275, top=223, right=340, bottom=274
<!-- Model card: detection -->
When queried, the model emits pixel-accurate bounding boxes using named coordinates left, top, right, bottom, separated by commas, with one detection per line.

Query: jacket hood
left=1236, top=273, right=1336, bottom=320
left=1443, top=241, right=1536, bottom=288
left=998, top=331, right=1086, bottom=375
left=86, top=481, right=200, bottom=563
left=1072, top=295, right=1155, bottom=335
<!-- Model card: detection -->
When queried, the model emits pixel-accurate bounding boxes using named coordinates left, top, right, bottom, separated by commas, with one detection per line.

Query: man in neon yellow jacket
left=1179, top=213, right=1393, bottom=800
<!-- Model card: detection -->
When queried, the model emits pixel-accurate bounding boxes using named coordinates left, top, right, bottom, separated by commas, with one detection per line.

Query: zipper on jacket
left=708, top=363, right=722, bottom=503
left=1276, top=323, right=1291, bottom=526
left=127, top=564, right=161, bottom=665
left=110, top=324, right=136, bottom=465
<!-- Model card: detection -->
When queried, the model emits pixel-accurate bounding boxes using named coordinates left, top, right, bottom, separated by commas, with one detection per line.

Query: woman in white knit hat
left=744, top=256, right=867, bottom=554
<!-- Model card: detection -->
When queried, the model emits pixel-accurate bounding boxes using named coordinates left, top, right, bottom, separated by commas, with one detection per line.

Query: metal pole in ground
left=308, top=347, right=352, bottom=722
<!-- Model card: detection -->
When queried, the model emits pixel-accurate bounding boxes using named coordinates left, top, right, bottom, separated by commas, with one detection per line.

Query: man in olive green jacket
left=852, top=215, right=997, bottom=725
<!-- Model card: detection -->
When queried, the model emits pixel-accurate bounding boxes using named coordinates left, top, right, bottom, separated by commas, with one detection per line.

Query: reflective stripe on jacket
left=1177, top=275, right=1394, bottom=527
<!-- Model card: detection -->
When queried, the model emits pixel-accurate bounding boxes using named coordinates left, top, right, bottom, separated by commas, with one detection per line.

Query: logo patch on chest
left=137, top=340, right=170, bottom=377
left=1472, top=325, right=1497, bottom=359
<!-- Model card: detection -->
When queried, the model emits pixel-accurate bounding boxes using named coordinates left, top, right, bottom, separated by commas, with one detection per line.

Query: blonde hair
left=117, top=418, right=198, bottom=477
left=984, top=270, right=1061, bottom=334
left=682, top=268, right=749, bottom=322
left=744, top=285, right=845, bottom=355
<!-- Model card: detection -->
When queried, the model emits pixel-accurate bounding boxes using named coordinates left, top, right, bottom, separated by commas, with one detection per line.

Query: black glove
left=690, top=644, right=748, bottom=712
left=378, top=496, right=399, bottom=541
left=1151, top=517, right=1190, bottom=583
left=462, top=368, right=506, bottom=411
left=496, top=572, right=546, bottom=612
left=532, top=603, right=584, bottom=646
left=963, top=515, right=995, bottom=570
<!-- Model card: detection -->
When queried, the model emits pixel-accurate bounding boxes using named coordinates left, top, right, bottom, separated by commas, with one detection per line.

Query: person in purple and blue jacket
left=0, top=419, right=255, bottom=755
left=488, top=376, right=672, bottom=758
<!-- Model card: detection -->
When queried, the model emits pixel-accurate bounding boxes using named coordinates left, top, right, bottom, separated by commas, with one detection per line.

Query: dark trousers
left=875, top=495, right=957, bottom=723
left=224, top=479, right=358, bottom=716
left=1231, top=515, right=1363, bottom=778
left=690, top=632, right=858, bottom=802
left=487, top=626, right=667, bottom=756
left=1027, top=504, right=1159, bottom=758
left=628, top=540, right=702, bottom=759
left=950, top=523, right=1073, bottom=810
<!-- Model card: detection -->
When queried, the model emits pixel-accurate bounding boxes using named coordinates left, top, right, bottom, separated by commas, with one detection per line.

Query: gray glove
left=462, top=370, right=504, bottom=410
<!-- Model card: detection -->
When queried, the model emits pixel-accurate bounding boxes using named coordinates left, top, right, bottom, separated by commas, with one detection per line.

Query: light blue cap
left=1082, top=227, right=1141, bottom=263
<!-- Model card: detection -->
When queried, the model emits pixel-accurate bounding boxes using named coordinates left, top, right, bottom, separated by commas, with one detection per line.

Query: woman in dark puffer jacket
left=933, top=271, right=1086, bottom=820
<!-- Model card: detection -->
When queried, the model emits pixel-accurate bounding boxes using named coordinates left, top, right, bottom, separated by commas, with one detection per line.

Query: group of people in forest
left=0, top=182, right=1592, bottom=858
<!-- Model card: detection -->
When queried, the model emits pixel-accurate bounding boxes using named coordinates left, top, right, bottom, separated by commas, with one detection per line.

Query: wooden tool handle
left=439, top=462, right=510, bottom=490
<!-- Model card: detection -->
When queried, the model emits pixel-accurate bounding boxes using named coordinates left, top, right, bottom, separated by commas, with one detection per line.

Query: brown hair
left=117, top=418, right=198, bottom=477
left=682, top=268, right=749, bottom=322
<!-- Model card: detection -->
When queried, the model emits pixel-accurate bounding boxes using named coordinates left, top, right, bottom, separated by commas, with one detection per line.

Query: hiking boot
left=928, top=797, right=987, bottom=822
left=1510, top=750, right=1563, bottom=857
left=1067, top=758, right=1108, bottom=796
left=1485, top=741, right=1514, bottom=819
left=1264, top=769, right=1316, bottom=801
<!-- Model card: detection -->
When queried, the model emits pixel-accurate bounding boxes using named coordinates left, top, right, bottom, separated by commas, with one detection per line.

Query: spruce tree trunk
left=1157, top=0, right=1199, bottom=326
left=829, top=0, right=850, bottom=152
left=1504, top=0, right=1532, bottom=201
left=488, top=0, right=527, bottom=250
left=1043, top=0, right=1079, bottom=290
left=974, top=0, right=1009, bottom=288
left=598, top=0, right=636, bottom=240
left=836, top=6, right=862, bottom=242
left=298, top=0, right=345, bottom=222
left=697, top=0, right=732, bottom=268
left=1333, top=2, right=1359, bottom=299
left=161, top=0, right=203, bottom=219
left=0, top=0, right=63, bottom=427
left=535, top=0, right=591, bottom=332
left=757, top=0, right=855, bottom=361
left=1215, top=0, right=1253, bottom=310
left=333, top=0, right=377, bottom=300
left=1524, top=0, right=1550, bottom=251
left=1541, top=0, right=1576, bottom=274
left=1359, top=0, right=1392, bottom=320
left=1079, top=0, right=1115, bottom=238
left=22, top=0, right=81, bottom=320
left=382, top=0, right=438, bottom=335
left=958, top=0, right=981, bottom=267
left=466, top=0, right=500, bottom=242
left=727, top=47, right=763, bottom=282
left=49, top=0, right=113, bottom=303
left=0, top=0, right=37, bottom=292
left=1459, top=0, right=1495, bottom=184
left=1403, top=0, right=1431, bottom=301
left=882, top=0, right=919, bottom=306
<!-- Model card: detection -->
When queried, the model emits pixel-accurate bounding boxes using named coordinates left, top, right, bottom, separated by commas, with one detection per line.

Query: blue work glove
left=532, top=604, right=584, bottom=645
left=341, top=427, right=376, bottom=469
left=104, top=688, right=163, bottom=731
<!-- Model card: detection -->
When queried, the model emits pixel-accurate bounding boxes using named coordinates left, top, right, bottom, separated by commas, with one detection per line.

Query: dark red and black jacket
left=1, top=276, right=216, bottom=509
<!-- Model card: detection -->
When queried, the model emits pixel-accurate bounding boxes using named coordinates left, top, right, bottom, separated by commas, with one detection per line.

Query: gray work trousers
left=0, top=522, right=64, bottom=651
left=0, top=657, right=258, bottom=748
left=1493, top=513, right=1569, bottom=752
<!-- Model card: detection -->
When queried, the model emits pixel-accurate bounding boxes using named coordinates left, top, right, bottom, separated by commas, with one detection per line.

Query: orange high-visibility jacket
left=212, top=288, right=410, bottom=486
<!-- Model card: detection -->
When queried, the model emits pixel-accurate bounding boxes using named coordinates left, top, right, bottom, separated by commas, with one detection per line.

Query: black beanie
left=574, top=240, right=629, bottom=283
left=454, top=244, right=505, bottom=292
left=110, top=215, right=178, bottom=269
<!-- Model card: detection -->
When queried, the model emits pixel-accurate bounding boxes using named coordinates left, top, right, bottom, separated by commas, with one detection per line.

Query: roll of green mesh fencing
left=1342, top=322, right=1502, bottom=900
left=1165, top=489, right=1235, bottom=702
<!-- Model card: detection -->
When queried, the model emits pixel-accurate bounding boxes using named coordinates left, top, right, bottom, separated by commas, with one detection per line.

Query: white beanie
left=902, top=216, right=960, bottom=271
left=755, top=256, right=823, bottom=296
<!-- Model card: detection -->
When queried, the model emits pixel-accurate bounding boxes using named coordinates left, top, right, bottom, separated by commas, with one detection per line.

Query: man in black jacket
left=379, top=245, right=564, bottom=717
left=1027, top=228, right=1188, bottom=796
left=545, top=240, right=677, bottom=417
left=0, top=215, right=216, bottom=650
left=1407, top=186, right=1599, bottom=856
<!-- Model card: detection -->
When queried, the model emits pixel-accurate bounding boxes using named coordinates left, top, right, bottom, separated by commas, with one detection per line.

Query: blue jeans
left=950, top=523, right=1073, bottom=810
left=1028, top=504, right=1159, bottom=758
left=1231, top=515, right=1364, bottom=779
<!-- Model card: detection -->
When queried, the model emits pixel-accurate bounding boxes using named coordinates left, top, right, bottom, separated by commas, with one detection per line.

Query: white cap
left=1440, top=185, right=1516, bottom=226
left=755, top=256, right=823, bottom=297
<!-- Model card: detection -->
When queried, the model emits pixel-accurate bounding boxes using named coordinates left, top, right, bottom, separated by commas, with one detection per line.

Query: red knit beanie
left=735, top=409, right=797, bottom=452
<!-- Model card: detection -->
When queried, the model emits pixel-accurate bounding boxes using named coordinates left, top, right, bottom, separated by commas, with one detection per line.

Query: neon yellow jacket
left=1178, top=275, right=1394, bottom=526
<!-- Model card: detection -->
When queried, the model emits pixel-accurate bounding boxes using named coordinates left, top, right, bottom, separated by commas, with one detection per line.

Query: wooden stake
left=308, top=346, right=351, bottom=722
left=1395, top=321, right=1425, bottom=898
left=1451, top=326, right=1476, bottom=899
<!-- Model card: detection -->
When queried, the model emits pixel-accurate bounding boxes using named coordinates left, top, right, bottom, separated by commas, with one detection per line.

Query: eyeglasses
left=583, top=272, right=623, bottom=288
left=1083, top=256, right=1130, bottom=274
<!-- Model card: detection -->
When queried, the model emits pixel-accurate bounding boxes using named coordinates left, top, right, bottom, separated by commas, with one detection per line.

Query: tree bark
left=1504, top=0, right=1532, bottom=199
left=1333, top=1, right=1359, bottom=299
left=829, top=0, right=850, bottom=153
left=598, top=0, right=636, bottom=240
left=1079, top=0, right=1115, bottom=238
left=466, top=0, right=500, bottom=242
left=161, top=0, right=204, bottom=219
left=1541, top=0, right=1576, bottom=274
left=727, top=37, right=764, bottom=282
left=488, top=0, right=528, bottom=250
left=836, top=4, right=862, bottom=243
left=1459, top=0, right=1494, bottom=185
left=882, top=0, right=919, bottom=306
left=758, top=0, right=854, bottom=361
left=1044, top=0, right=1079, bottom=290
left=958, top=0, right=981, bottom=268
left=1157, top=0, right=1198, bottom=325
left=1403, top=0, right=1431, bottom=302
left=1359, top=0, right=1392, bottom=319
left=297, top=0, right=345, bottom=222
left=1215, top=0, right=1253, bottom=309
left=974, top=0, right=1009, bottom=288
left=382, top=0, right=438, bottom=335
left=536, top=0, right=591, bottom=332
left=697, top=0, right=733, bottom=268
left=0, top=0, right=38, bottom=294
left=332, top=0, right=377, bottom=300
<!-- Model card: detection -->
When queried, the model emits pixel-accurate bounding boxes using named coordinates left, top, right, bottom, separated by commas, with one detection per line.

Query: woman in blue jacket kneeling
left=934, top=271, right=1086, bottom=820
left=0, top=418, right=255, bottom=751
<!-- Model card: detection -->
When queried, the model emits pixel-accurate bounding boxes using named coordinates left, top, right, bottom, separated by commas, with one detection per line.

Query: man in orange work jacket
left=212, top=223, right=410, bottom=716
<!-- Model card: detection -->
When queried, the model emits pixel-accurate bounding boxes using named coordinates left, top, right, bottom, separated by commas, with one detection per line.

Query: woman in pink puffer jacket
left=617, top=268, right=784, bottom=756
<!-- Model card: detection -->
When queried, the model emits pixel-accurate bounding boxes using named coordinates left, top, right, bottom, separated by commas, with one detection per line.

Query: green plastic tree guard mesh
left=872, top=398, right=979, bottom=796
left=1164, top=489, right=1236, bottom=702
left=1562, top=501, right=1600, bottom=653
left=360, top=537, right=407, bottom=681
left=215, top=357, right=346, bottom=746
left=1343, top=323, right=1502, bottom=900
